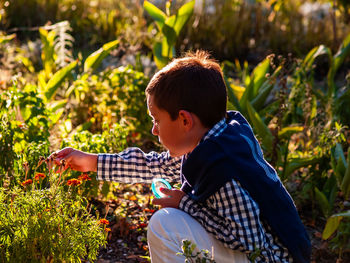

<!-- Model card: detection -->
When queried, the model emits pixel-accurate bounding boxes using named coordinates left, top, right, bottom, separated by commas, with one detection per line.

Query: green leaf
left=239, top=80, right=254, bottom=113
left=39, top=28, right=56, bottom=73
left=165, top=0, right=195, bottom=36
left=334, top=143, right=347, bottom=165
left=251, top=58, right=270, bottom=97
left=0, top=33, right=16, bottom=44
left=64, top=119, right=72, bottom=133
left=285, top=156, right=322, bottom=177
left=322, top=215, right=343, bottom=240
left=84, top=39, right=119, bottom=72
left=246, top=102, right=273, bottom=152
left=341, top=147, right=350, bottom=198
left=20, top=106, right=31, bottom=121
left=314, top=187, right=330, bottom=217
left=162, top=23, right=177, bottom=48
left=101, top=181, right=110, bottom=198
left=251, top=65, right=282, bottom=111
left=327, top=33, right=350, bottom=97
left=153, top=42, right=169, bottom=69
left=143, top=0, right=166, bottom=30
left=302, top=45, right=331, bottom=71
left=44, top=60, right=77, bottom=101
left=332, top=33, right=350, bottom=78
left=240, top=59, right=269, bottom=111
left=49, top=108, right=64, bottom=125
left=278, top=126, right=304, bottom=140
left=224, top=75, right=241, bottom=111
left=48, top=99, right=67, bottom=112
left=333, top=210, right=350, bottom=217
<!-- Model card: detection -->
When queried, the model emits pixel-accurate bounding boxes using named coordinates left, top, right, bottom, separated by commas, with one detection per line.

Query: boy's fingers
left=159, top=187, right=172, bottom=195
left=55, top=148, right=73, bottom=158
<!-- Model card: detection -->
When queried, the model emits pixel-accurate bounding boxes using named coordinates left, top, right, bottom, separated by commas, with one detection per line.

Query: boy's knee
left=147, top=208, right=186, bottom=241
left=148, top=208, right=180, bottom=231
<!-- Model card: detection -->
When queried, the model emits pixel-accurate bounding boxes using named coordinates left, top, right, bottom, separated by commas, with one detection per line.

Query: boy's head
left=146, top=50, right=227, bottom=129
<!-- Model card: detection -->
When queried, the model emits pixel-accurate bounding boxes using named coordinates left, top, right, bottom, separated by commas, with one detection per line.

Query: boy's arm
left=178, top=180, right=291, bottom=261
left=97, top=147, right=182, bottom=184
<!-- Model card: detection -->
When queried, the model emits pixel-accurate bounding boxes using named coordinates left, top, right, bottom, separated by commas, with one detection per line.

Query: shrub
left=0, top=168, right=107, bottom=262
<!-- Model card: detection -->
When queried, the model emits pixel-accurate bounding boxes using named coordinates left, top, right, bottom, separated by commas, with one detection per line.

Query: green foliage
left=323, top=211, right=350, bottom=258
left=1, top=2, right=350, bottom=260
left=66, top=64, right=151, bottom=137
left=0, top=172, right=107, bottom=262
left=83, top=39, right=119, bottom=73
left=177, top=239, right=216, bottom=263
left=144, top=0, right=195, bottom=68
left=44, top=60, right=77, bottom=101
left=0, top=33, right=15, bottom=44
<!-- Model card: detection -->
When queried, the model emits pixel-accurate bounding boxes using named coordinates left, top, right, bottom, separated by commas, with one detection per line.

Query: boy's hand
left=49, top=147, right=98, bottom=172
left=152, top=188, right=186, bottom=208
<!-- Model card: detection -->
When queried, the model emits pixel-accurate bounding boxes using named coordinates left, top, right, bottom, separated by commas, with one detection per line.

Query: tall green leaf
left=165, top=0, right=195, bottom=36
left=246, top=102, right=273, bottom=152
left=278, top=126, right=304, bottom=140
left=322, top=215, right=343, bottom=240
left=327, top=33, right=350, bottom=97
left=39, top=28, right=56, bottom=74
left=143, top=1, right=166, bottom=30
left=84, top=39, right=119, bottom=72
left=251, top=58, right=270, bottom=97
left=315, top=187, right=331, bottom=217
left=44, top=60, right=77, bottom=101
left=333, top=143, right=347, bottom=186
left=284, top=156, right=322, bottom=177
left=224, top=75, right=242, bottom=111
left=341, top=147, right=350, bottom=198
left=302, top=45, right=331, bottom=71
left=153, top=42, right=169, bottom=69
left=240, top=58, right=270, bottom=112
left=251, top=65, right=282, bottom=111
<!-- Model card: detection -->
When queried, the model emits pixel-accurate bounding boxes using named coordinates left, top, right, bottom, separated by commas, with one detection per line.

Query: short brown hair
left=145, top=50, right=227, bottom=128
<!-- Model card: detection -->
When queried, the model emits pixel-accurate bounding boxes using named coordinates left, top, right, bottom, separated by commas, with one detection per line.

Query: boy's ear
left=178, top=110, right=193, bottom=131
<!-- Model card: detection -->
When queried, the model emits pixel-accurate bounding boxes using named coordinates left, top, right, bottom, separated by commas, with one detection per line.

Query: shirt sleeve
left=96, top=147, right=182, bottom=184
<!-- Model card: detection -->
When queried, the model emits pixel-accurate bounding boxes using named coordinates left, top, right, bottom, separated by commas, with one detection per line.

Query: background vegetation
left=0, top=0, right=349, bottom=262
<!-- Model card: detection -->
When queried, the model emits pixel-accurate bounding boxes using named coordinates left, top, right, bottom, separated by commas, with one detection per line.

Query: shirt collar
left=183, top=118, right=227, bottom=160
left=201, top=117, right=227, bottom=142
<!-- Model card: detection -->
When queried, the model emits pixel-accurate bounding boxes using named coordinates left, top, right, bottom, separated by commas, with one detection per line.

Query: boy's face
left=147, top=95, right=193, bottom=157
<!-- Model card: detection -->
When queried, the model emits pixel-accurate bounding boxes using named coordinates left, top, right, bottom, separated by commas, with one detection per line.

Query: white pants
left=147, top=208, right=249, bottom=263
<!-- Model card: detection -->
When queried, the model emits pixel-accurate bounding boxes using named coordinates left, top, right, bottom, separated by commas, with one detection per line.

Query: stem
left=332, top=0, right=338, bottom=48
left=282, top=138, right=290, bottom=181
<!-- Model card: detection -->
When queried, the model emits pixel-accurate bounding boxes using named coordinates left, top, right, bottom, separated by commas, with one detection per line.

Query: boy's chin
left=168, top=150, right=183, bottom=158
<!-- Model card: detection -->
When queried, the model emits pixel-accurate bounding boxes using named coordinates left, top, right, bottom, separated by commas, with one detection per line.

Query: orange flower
left=78, top=173, right=91, bottom=181
left=105, top=227, right=111, bottom=232
left=99, top=219, right=109, bottom=225
left=21, top=179, right=33, bottom=186
left=66, top=179, right=82, bottom=186
left=34, top=173, right=46, bottom=181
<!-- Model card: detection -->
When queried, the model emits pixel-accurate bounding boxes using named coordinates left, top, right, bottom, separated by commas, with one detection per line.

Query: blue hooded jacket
left=180, top=111, right=311, bottom=263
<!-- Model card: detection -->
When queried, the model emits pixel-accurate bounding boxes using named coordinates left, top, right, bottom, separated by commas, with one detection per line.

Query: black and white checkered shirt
left=97, top=118, right=293, bottom=262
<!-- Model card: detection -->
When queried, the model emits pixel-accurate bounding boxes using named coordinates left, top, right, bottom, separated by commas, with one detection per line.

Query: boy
left=53, top=51, right=311, bottom=262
